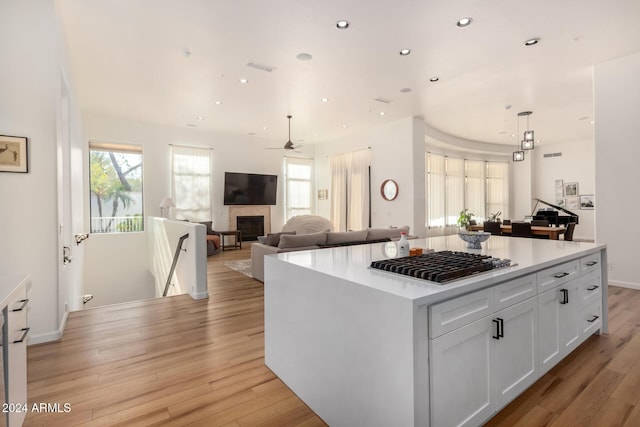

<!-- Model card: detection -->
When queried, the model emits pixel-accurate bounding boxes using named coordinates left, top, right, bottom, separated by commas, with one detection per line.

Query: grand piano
left=532, top=198, right=579, bottom=226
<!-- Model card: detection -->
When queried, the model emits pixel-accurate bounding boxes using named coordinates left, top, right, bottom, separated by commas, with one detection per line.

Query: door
left=57, top=74, right=85, bottom=316
left=493, top=298, right=538, bottom=407
left=430, top=317, right=494, bottom=427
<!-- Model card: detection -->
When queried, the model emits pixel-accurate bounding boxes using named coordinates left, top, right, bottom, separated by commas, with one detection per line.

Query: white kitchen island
left=264, top=235, right=607, bottom=427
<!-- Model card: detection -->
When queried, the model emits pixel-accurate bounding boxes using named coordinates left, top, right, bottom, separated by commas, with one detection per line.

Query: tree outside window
left=89, top=142, right=143, bottom=233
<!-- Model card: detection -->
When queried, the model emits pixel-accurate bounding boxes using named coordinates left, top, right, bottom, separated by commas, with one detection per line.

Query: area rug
left=223, top=259, right=253, bottom=278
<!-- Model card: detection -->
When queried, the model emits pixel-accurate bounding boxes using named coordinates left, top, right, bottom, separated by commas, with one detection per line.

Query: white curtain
left=329, top=149, right=370, bottom=231
left=486, top=162, right=509, bottom=220
left=466, top=160, right=486, bottom=222
left=427, top=153, right=445, bottom=227
left=171, top=145, right=212, bottom=221
left=445, top=157, right=465, bottom=226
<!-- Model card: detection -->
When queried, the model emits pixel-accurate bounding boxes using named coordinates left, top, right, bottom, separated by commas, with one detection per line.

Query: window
left=171, top=145, right=212, bottom=221
left=89, top=142, right=143, bottom=233
left=426, top=152, right=509, bottom=228
left=284, top=157, right=313, bottom=220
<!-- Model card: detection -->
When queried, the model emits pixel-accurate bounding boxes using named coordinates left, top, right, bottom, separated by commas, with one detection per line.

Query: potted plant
left=456, top=209, right=475, bottom=231
left=489, top=211, right=502, bottom=223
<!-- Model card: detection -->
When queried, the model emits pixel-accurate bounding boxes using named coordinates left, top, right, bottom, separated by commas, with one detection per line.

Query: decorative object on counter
left=381, top=179, right=398, bottom=201
left=488, top=211, right=502, bottom=222
left=398, top=231, right=410, bottom=257
left=456, top=208, right=475, bottom=230
left=0, top=134, right=28, bottom=173
left=457, top=230, right=491, bottom=249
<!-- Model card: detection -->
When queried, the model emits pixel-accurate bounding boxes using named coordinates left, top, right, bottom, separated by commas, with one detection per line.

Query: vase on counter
left=398, top=232, right=410, bottom=257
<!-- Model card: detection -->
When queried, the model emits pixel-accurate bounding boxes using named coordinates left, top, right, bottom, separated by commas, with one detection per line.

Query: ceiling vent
left=543, top=152, right=562, bottom=158
left=246, top=62, right=275, bottom=72
left=374, top=97, right=393, bottom=104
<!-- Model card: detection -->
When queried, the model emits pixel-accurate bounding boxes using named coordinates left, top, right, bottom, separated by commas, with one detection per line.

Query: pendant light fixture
left=518, top=111, right=535, bottom=150
left=513, top=112, right=525, bottom=162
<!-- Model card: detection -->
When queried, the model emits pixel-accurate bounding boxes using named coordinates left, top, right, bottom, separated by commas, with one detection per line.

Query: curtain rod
left=168, top=143, right=214, bottom=150
left=327, top=146, right=371, bottom=158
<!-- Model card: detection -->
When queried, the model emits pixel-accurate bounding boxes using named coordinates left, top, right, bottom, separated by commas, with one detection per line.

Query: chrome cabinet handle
left=12, top=298, right=28, bottom=312
left=13, top=327, right=30, bottom=344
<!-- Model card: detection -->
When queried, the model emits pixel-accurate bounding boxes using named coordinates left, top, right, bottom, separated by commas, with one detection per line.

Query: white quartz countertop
left=271, top=235, right=606, bottom=305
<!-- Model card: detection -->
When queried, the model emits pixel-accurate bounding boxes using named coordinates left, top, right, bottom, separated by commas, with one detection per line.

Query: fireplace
left=237, top=216, right=265, bottom=241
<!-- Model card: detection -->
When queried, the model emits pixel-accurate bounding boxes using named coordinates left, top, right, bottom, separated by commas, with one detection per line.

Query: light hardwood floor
left=24, top=245, right=640, bottom=426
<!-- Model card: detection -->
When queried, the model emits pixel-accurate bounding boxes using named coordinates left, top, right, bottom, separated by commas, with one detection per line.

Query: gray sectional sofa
left=250, top=215, right=410, bottom=282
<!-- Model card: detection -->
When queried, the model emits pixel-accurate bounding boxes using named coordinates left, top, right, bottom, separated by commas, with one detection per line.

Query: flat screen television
left=223, top=172, right=278, bottom=205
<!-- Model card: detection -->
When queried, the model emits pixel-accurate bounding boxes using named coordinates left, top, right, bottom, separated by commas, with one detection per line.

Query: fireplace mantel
left=228, top=206, right=271, bottom=235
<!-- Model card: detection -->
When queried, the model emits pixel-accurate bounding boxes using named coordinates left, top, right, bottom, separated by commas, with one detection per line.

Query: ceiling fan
left=266, top=115, right=301, bottom=151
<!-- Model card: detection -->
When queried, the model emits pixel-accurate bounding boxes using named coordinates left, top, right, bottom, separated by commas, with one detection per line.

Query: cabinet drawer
left=537, top=260, right=580, bottom=293
left=581, top=301, right=602, bottom=338
left=580, top=252, right=602, bottom=275
left=494, top=274, right=537, bottom=311
left=429, top=288, right=494, bottom=338
left=579, top=271, right=602, bottom=307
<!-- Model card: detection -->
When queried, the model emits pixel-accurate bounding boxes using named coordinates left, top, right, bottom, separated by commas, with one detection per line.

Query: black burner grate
left=370, top=250, right=511, bottom=283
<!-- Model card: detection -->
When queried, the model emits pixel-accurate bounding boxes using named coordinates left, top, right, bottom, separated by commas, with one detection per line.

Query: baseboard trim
left=190, top=290, right=209, bottom=300
left=28, top=310, right=69, bottom=345
left=609, top=281, right=640, bottom=290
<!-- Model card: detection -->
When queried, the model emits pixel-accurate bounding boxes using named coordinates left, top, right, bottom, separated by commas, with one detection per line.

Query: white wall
left=0, top=0, right=71, bottom=343
left=594, top=52, right=640, bottom=288
left=314, top=117, right=426, bottom=237
left=532, top=140, right=595, bottom=241
left=82, top=113, right=307, bottom=306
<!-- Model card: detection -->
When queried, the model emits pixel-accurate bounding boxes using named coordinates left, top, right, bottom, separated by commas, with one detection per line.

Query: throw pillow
left=198, top=221, right=214, bottom=235
left=266, top=231, right=296, bottom=247
left=326, top=230, right=368, bottom=245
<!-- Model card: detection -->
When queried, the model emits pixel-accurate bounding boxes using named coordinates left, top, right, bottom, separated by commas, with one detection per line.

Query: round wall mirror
left=381, top=179, right=399, bottom=201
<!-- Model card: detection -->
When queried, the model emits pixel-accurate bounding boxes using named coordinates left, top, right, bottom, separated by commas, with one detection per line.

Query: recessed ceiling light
left=215, top=100, right=222, bottom=105
left=456, top=17, right=473, bottom=27
left=400, top=88, right=412, bottom=93
left=524, top=37, right=540, bottom=46
left=590, top=120, right=595, bottom=125
left=336, top=20, right=349, bottom=30
left=239, top=78, right=248, bottom=84
left=429, top=76, right=439, bottom=82
left=342, top=124, right=348, bottom=128
left=379, top=112, right=385, bottom=116
left=321, top=97, right=329, bottom=103
left=262, top=126, right=268, bottom=130
left=296, top=53, right=313, bottom=61
left=399, top=49, right=411, bottom=56
left=511, top=134, right=516, bottom=137
left=197, top=116, right=204, bottom=121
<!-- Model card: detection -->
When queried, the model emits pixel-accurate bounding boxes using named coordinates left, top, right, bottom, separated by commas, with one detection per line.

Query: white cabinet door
left=493, top=298, right=538, bottom=408
left=559, top=280, right=581, bottom=355
left=430, top=317, right=494, bottom=427
left=538, top=287, right=563, bottom=375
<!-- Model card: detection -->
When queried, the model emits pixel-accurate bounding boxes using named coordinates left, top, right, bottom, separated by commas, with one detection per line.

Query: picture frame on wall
left=317, top=189, right=328, bottom=200
left=566, top=196, right=579, bottom=210
left=555, top=179, right=564, bottom=199
left=580, top=194, right=595, bottom=210
left=0, top=135, right=28, bottom=173
left=563, top=182, right=579, bottom=197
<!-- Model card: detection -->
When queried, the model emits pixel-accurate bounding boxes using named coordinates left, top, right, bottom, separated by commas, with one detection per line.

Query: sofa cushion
left=366, top=226, right=410, bottom=241
left=278, top=231, right=327, bottom=249
left=282, top=215, right=333, bottom=234
left=266, top=231, right=296, bottom=247
left=326, top=230, right=368, bottom=245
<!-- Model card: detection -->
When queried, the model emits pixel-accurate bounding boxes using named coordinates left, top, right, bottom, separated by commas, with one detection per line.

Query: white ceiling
left=57, top=0, right=640, bottom=148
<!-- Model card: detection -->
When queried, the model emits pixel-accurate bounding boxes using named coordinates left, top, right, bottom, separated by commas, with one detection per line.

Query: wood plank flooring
left=23, top=245, right=640, bottom=426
